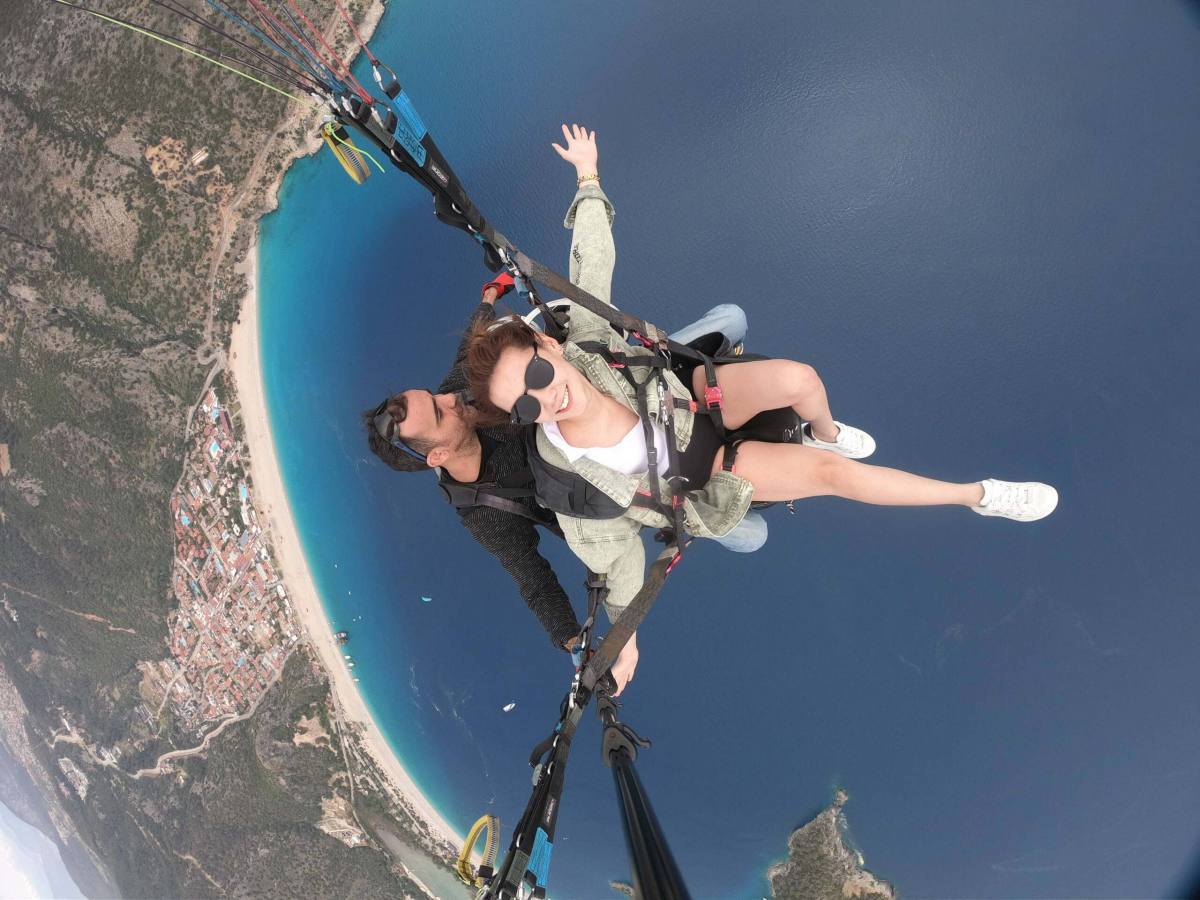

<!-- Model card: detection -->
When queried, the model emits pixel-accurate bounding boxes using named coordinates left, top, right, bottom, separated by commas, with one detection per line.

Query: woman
left=467, top=124, right=1058, bottom=694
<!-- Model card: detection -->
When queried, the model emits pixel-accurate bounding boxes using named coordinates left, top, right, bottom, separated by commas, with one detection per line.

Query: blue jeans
left=670, top=303, right=747, bottom=349
left=669, top=304, right=768, bottom=554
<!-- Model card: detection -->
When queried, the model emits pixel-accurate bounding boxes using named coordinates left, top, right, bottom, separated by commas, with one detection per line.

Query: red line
left=331, top=0, right=377, bottom=65
left=245, top=0, right=371, bottom=102
left=245, top=0, right=329, bottom=71
left=283, top=0, right=371, bottom=100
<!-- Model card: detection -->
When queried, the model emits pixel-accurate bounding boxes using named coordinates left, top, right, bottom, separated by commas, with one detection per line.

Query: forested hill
left=0, top=2, right=452, bottom=896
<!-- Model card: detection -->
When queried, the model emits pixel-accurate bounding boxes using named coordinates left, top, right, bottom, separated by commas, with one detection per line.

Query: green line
left=326, top=125, right=387, bottom=174
left=52, top=0, right=317, bottom=107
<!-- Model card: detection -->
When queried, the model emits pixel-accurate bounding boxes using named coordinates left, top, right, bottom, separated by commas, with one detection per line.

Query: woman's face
left=489, top=337, right=593, bottom=425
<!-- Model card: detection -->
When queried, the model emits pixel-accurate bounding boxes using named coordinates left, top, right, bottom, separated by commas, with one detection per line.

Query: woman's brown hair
left=466, top=318, right=542, bottom=427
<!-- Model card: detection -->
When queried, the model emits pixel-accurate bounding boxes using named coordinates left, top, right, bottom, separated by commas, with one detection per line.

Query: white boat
left=502, top=703, right=516, bottom=713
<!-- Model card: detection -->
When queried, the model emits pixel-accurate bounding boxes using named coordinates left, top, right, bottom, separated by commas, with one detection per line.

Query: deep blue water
left=259, top=2, right=1200, bottom=897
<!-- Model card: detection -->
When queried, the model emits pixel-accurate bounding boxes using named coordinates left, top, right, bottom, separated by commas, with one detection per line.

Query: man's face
left=394, top=389, right=471, bottom=461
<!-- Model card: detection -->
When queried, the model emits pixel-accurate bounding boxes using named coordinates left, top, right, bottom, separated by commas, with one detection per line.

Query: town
left=140, top=383, right=297, bottom=739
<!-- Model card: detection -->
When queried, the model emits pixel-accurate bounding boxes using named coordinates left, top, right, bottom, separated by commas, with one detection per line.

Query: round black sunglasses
left=511, top=347, right=555, bottom=425
left=371, top=398, right=429, bottom=464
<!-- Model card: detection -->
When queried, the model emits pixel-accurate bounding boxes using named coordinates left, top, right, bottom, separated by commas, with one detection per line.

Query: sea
left=258, top=2, right=1200, bottom=897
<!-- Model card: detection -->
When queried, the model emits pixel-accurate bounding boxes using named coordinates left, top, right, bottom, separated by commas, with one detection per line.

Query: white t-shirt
left=543, top=418, right=670, bottom=478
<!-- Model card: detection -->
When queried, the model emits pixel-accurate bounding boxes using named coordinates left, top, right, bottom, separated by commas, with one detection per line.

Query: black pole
left=599, top=697, right=690, bottom=900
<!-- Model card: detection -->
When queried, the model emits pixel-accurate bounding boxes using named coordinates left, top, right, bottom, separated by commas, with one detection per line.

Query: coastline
left=227, top=0, right=469, bottom=861
left=228, top=244, right=467, bottom=853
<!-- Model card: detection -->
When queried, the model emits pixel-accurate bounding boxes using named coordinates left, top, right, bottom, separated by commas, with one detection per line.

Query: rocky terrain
left=768, top=790, right=895, bottom=900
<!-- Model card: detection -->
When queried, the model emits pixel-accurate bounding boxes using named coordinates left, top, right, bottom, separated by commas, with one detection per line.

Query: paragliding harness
left=437, top=321, right=796, bottom=529
left=525, top=337, right=806, bottom=524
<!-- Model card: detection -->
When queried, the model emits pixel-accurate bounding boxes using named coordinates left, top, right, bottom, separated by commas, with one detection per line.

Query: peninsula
left=767, top=790, right=895, bottom=899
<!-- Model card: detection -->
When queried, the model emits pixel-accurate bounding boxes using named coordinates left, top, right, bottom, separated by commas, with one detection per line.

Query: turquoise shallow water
left=260, top=2, right=1200, bottom=896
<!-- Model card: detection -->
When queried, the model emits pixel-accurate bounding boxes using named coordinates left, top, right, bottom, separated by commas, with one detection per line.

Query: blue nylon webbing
left=528, top=827, right=553, bottom=889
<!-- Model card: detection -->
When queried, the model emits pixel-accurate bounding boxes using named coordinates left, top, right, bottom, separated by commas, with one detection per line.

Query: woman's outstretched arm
left=554, top=124, right=619, bottom=344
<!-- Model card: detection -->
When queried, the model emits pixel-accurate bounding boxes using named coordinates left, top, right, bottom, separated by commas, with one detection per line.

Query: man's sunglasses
left=371, top=398, right=428, bottom=464
left=511, top=347, right=555, bottom=426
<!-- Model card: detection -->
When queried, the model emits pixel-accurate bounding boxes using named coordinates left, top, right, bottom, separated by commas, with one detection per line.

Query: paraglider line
left=244, top=0, right=353, bottom=96
left=282, top=0, right=373, bottom=101
left=150, top=0, right=323, bottom=92
left=47, top=0, right=317, bottom=106
left=331, top=0, right=378, bottom=65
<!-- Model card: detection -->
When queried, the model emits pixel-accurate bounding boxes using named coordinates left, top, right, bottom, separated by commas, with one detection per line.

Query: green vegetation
left=0, top=1, right=452, bottom=895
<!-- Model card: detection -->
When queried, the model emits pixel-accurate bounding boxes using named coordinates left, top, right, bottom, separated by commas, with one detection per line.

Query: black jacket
left=437, top=303, right=581, bottom=648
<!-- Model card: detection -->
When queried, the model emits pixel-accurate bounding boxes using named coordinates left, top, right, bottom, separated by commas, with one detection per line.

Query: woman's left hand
left=609, top=633, right=639, bottom=696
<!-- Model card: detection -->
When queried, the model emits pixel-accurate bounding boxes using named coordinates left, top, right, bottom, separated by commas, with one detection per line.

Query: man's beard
left=451, top=416, right=482, bottom=454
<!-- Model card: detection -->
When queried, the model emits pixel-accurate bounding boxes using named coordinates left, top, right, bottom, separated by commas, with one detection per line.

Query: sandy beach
left=229, top=245, right=466, bottom=852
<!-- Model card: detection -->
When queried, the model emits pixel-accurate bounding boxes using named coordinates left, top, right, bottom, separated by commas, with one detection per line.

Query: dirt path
left=1, top=582, right=137, bottom=635
left=131, top=646, right=293, bottom=779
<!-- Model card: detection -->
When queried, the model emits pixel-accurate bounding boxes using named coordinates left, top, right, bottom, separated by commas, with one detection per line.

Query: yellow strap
left=324, top=123, right=387, bottom=174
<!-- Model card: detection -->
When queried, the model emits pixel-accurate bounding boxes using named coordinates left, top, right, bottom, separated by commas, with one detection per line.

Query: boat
left=502, top=702, right=516, bottom=713
left=347, top=660, right=356, bottom=669
left=334, top=630, right=349, bottom=645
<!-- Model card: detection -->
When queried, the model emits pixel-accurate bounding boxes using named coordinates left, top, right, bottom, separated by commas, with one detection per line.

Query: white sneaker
left=802, top=421, right=876, bottom=459
left=973, top=479, right=1059, bottom=522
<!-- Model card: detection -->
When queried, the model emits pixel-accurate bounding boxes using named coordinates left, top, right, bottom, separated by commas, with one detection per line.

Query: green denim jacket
left=538, top=183, right=755, bottom=624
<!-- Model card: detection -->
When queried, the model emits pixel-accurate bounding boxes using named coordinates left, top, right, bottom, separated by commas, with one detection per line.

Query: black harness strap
left=581, top=548, right=677, bottom=694
left=446, top=487, right=547, bottom=522
left=438, top=463, right=560, bottom=526
left=485, top=573, right=610, bottom=899
left=574, top=345, right=672, bottom=370
left=574, top=341, right=689, bottom=535
left=720, top=439, right=744, bottom=473
left=511, top=251, right=670, bottom=345
left=699, top=355, right=726, bottom=440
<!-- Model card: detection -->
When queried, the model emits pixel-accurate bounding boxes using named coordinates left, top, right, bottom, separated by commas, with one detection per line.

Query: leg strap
left=721, top=438, right=744, bottom=473
left=701, top=355, right=726, bottom=441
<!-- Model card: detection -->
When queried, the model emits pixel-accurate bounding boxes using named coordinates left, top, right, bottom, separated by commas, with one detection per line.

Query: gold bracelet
left=576, top=172, right=600, bottom=186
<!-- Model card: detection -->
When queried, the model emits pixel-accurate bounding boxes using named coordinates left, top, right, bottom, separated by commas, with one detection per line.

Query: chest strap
left=438, top=478, right=556, bottom=526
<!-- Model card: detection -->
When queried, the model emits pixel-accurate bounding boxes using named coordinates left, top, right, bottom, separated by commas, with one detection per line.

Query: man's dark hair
left=363, top=393, right=435, bottom=473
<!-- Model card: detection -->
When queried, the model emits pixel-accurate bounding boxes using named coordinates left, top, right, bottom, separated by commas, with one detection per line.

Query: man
left=366, top=278, right=763, bottom=655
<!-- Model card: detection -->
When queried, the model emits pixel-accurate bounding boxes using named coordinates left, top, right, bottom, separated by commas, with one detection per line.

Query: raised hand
left=551, top=123, right=599, bottom=179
